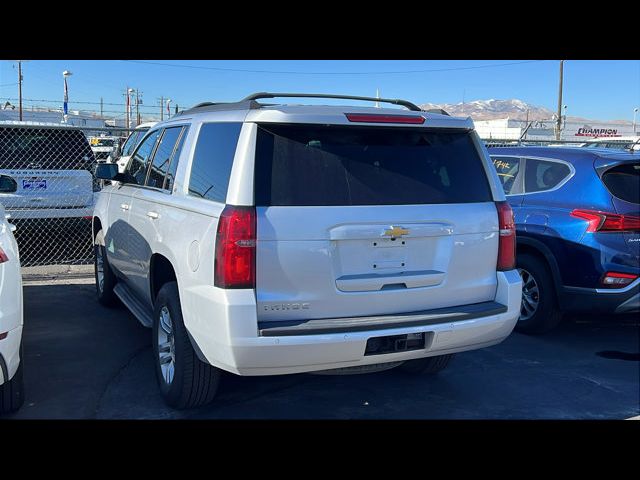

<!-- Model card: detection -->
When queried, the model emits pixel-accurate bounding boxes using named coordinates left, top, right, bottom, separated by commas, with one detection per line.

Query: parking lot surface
left=7, top=278, right=639, bottom=420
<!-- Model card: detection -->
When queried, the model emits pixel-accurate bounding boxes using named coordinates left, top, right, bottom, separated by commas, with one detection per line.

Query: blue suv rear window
left=602, top=163, right=639, bottom=204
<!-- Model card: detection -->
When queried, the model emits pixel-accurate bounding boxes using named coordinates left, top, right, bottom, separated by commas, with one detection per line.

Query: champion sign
left=575, top=127, right=620, bottom=138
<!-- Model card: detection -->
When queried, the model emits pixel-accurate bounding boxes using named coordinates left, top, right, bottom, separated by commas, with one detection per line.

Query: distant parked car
left=109, top=122, right=156, bottom=173
left=0, top=204, right=24, bottom=414
left=489, top=146, right=639, bottom=333
left=88, top=135, right=121, bottom=162
left=0, top=121, right=98, bottom=265
left=0, top=122, right=98, bottom=219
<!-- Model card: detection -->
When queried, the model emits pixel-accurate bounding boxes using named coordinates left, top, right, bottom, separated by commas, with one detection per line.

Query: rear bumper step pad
left=258, top=301, right=507, bottom=336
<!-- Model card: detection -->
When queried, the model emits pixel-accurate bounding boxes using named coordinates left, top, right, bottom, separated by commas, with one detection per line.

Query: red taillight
left=571, top=209, right=640, bottom=232
left=496, top=201, right=516, bottom=271
left=600, top=271, right=638, bottom=288
left=345, top=113, right=425, bottom=124
left=214, top=205, right=256, bottom=289
left=0, top=247, right=8, bottom=264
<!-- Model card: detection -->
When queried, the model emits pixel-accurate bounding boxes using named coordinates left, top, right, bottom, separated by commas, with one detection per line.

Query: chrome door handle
left=146, top=211, right=159, bottom=219
left=120, top=203, right=130, bottom=211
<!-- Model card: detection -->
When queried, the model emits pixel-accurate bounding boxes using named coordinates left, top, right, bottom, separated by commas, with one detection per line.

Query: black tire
left=94, top=229, right=118, bottom=307
left=0, top=343, right=25, bottom=414
left=515, top=253, right=562, bottom=334
left=152, top=282, right=222, bottom=409
left=398, top=354, right=454, bottom=374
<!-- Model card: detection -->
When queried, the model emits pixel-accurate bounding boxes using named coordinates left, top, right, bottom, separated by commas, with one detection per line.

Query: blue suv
left=487, top=146, right=639, bottom=333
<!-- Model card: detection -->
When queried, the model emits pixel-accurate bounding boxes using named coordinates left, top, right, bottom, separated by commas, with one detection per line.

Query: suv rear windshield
left=602, top=163, right=639, bottom=204
left=254, top=124, right=492, bottom=206
left=0, top=127, right=96, bottom=170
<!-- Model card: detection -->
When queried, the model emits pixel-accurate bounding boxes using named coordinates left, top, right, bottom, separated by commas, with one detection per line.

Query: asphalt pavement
left=6, top=278, right=639, bottom=419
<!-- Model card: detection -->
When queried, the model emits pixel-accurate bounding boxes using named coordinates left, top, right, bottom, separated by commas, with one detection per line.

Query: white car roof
left=0, top=120, right=80, bottom=129
left=135, top=122, right=157, bottom=130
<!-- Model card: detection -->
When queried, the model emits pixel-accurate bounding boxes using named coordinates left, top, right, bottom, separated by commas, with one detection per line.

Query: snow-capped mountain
left=419, top=99, right=555, bottom=121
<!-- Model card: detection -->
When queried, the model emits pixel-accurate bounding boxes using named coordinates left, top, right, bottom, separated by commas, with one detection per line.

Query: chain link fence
left=0, top=123, right=133, bottom=268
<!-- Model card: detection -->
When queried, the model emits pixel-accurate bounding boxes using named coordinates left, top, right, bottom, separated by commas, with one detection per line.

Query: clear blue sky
left=1, top=60, right=638, bottom=121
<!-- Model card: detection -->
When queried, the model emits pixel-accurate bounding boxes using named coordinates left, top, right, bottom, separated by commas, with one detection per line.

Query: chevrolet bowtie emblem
left=383, top=226, right=409, bottom=238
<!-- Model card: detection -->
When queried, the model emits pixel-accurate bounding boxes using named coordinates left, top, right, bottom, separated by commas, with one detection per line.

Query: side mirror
left=95, top=163, right=119, bottom=181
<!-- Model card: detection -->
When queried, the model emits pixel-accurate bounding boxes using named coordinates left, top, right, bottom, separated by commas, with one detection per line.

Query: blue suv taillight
left=571, top=209, right=640, bottom=232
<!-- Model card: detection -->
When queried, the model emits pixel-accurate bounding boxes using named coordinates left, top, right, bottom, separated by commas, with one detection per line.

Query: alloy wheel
left=518, top=268, right=540, bottom=321
left=157, top=306, right=176, bottom=385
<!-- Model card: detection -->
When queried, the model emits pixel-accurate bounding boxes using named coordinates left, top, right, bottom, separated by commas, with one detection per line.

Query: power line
left=121, top=60, right=545, bottom=75
left=0, top=96, right=175, bottom=110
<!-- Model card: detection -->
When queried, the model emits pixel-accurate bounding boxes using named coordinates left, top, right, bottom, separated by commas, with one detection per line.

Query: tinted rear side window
left=146, top=126, right=184, bottom=190
left=254, top=124, right=492, bottom=206
left=492, top=156, right=523, bottom=195
left=188, top=123, right=242, bottom=203
left=0, top=127, right=95, bottom=170
left=602, top=163, right=639, bottom=204
left=524, top=158, right=571, bottom=193
left=164, top=128, right=188, bottom=192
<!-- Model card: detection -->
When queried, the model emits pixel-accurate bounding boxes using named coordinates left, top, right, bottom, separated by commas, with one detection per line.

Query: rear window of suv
left=602, top=163, right=639, bottom=204
left=0, top=127, right=95, bottom=170
left=254, top=124, right=492, bottom=206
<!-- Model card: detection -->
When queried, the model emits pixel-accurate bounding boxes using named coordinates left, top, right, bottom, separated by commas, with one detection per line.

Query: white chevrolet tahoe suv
left=93, top=93, right=522, bottom=409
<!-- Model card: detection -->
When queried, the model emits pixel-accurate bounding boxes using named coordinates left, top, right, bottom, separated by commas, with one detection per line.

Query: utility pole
left=17, top=61, right=23, bottom=121
left=135, top=90, right=142, bottom=126
left=124, top=88, right=129, bottom=129
left=159, top=96, right=164, bottom=121
left=555, top=60, right=564, bottom=141
left=100, top=97, right=103, bottom=117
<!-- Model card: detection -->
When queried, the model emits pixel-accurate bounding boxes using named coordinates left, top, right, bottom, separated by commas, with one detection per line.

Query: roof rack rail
left=242, top=92, right=423, bottom=112
left=192, top=102, right=218, bottom=108
left=424, top=108, right=450, bottom=116
left=176, top=100, right=262, bottom=116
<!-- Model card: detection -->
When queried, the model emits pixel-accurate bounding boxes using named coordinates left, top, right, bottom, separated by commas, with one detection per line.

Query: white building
left=473, top=118, right=635, bottom=141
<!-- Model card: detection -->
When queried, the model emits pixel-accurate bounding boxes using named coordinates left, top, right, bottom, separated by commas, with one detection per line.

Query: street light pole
left=555, top=60, right=564, bottom=141
left=634, top=108, right=638, bottom=135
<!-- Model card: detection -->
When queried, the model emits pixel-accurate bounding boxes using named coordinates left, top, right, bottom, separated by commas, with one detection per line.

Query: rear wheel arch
left=150, top=254, right=178, bottom=303
left=149, top=254, right=207, bottom=362
left=516, top=238, right=563, bottom=304
left=92, top=217, right=103, bottom=240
